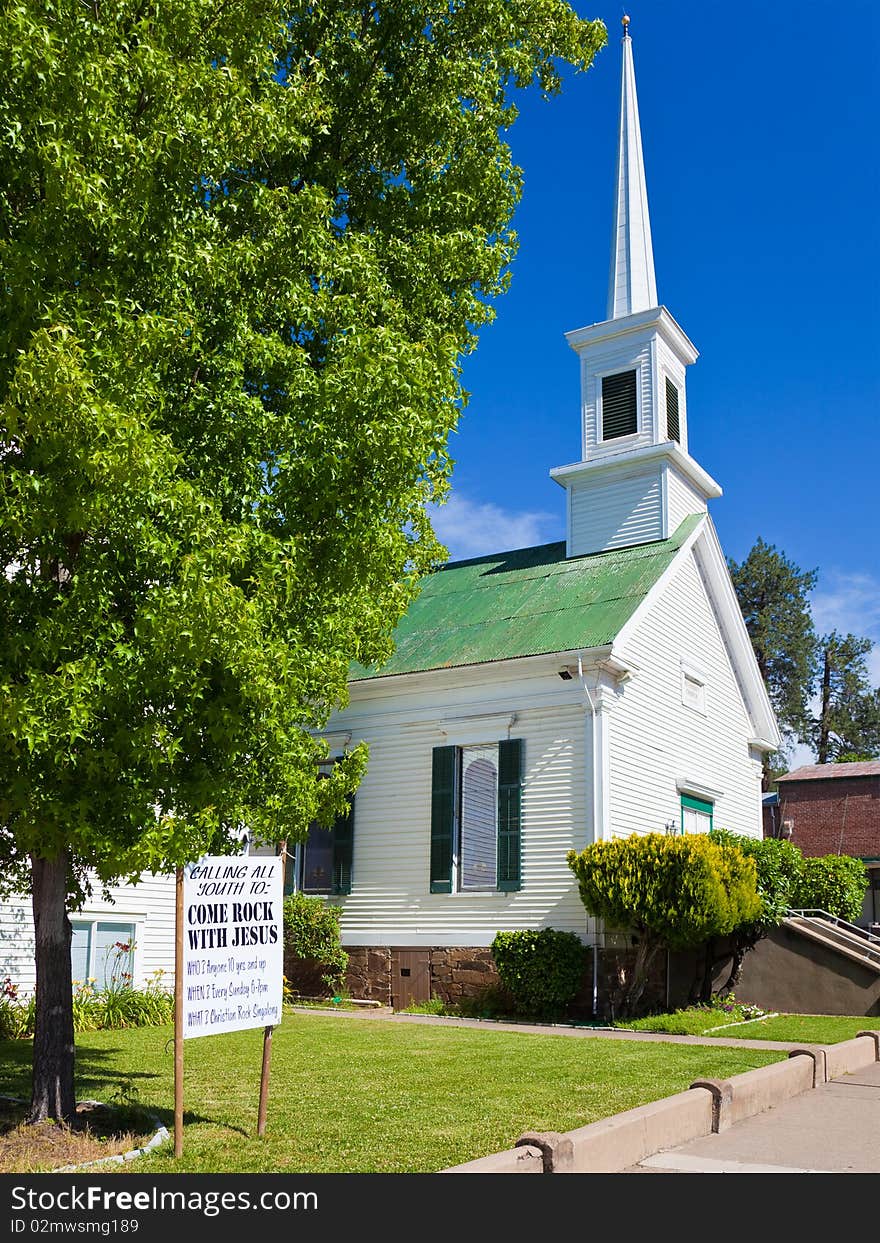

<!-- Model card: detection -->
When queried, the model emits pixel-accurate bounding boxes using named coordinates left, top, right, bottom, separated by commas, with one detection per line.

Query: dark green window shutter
left=665, top=377, right=680, bottom=443
left=331, top=802, right=354, bottom=895
left=430, top=746, right=456, bottom=893
left=601, top=370, right=637, bottom=440
left=497, top=738, right=523, bottom=892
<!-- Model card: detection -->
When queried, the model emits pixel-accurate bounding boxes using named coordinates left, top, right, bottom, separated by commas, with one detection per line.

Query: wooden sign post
left=172, top=855, right=283, bottom=1157
left=174, top=866, right=183, bottom=1158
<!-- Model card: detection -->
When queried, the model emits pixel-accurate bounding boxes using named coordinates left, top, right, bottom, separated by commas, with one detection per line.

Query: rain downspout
left=578, top=653, right=600, bottom=1018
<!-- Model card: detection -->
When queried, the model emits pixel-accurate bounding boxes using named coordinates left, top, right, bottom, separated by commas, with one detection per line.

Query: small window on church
left=601, top=370, right=638, bottom=440
left=666, top=377, right=680, bottom=443
left=681, top=670, right=706, bottom=714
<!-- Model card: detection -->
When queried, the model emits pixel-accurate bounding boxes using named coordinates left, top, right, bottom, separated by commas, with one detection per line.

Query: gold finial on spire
left=622, top=15, right=631, bottom=35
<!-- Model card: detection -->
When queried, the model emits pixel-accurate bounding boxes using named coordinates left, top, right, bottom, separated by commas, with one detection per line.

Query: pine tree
left=728, top=539, right=819, bottom=781
left=812, top=632, right=880, bottom=763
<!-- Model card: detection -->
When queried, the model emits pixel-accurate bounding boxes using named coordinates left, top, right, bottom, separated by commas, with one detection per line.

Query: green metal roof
left=351, top=514, right=703, bottom=681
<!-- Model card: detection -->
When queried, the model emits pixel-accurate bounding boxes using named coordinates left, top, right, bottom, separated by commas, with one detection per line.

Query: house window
left=460, top=744, right=499, bottom=891
left=601, top=370, right=638, bottom=440
left=681, top=795, right=713, bottom=835
left=430, top=739, right=523, bottom=894
left=283, top=802, right=355, bottom=897
left=70, top=920, right=136, bottom=990
left=681, top=669, right=706, bottom=714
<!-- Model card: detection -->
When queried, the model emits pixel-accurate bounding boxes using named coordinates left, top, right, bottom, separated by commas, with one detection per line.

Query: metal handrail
left=787, top=909, right=880, bottom=954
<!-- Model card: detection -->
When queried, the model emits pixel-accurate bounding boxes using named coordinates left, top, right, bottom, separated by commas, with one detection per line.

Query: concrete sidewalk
left=628, top=1059, right=880, bottom=1173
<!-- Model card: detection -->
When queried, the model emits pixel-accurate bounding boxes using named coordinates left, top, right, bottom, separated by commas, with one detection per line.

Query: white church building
left=296, top=20, right=780, bottom=1008
left=0, top=22, right=779, bottom=1010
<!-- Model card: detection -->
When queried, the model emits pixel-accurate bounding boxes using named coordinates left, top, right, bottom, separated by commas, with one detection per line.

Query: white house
left=0, top=22, right=780, bottom=1010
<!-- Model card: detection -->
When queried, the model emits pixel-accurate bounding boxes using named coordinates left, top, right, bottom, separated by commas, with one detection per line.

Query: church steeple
left=550, top=17, right=721, bottom=559
left=608, top=16, right=657, bottom=319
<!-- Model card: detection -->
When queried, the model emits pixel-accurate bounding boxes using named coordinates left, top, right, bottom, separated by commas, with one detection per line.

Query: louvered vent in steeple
left=665, top=377, right=680, bottom=443
left=601, top=370, right=637, bottom=440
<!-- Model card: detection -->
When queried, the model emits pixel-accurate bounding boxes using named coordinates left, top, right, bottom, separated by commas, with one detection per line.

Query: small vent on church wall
left=601, top=370, right=638, bottom=440
left=666, top=377, right=680, bottom=443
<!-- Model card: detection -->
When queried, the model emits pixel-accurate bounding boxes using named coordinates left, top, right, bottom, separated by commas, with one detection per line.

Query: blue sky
left=430, top=0, right=880, bottom=687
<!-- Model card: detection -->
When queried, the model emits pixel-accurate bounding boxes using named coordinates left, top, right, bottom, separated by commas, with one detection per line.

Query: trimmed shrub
left=490, top=928, right=585, bottom=1018
left=793, top=854, right=868, bottom=923
left=282, top=892, right=348, bottom=994
left=567, top=833, right=761, bottom=1016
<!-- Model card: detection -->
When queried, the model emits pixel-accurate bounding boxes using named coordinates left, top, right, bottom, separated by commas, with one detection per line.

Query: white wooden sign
left=181, top=855, right=283, bottom=1039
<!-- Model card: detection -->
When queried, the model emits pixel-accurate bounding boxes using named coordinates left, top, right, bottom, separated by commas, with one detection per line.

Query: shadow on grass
left=0, top=1040, right=248, bottom=1137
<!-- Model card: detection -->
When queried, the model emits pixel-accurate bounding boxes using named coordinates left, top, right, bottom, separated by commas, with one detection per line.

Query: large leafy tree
left=0, top=1, right=605, bottom=1120
left=811, top=632, right=880, bottom=763
left=728, top=538, right=819, bottom=783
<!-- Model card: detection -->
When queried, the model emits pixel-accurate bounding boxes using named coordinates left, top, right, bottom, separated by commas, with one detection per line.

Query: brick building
left=775, top=761, right=880, bottom=928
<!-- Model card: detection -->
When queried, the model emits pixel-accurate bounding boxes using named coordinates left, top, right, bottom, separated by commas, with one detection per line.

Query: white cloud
left=429, top=494, right=558, bottom=562
left=811, top=570, right=880, bottom=686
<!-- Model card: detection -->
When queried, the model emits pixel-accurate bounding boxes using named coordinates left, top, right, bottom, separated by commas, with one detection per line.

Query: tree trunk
left=28, top=852, right=76, bottom=1124
left=818, top=647, right=831, bottom=764
left=718, top=944, right=746, bottom=997
left=698, top=937, right=716, bottom=1004
left=620, top=938, right=662, bottom=1017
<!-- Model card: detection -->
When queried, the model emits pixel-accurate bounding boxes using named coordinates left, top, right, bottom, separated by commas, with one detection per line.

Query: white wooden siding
left=582, top=338, right=654, bottom=458
left=569, top=463, right=663, bottom=555
left=609, top=548, right=763, bottom=840
left=0, top=872, right=176, bottom=994
left=326, top=673, right=592, bottom=947
left=666, top=465, right=707, bottom=535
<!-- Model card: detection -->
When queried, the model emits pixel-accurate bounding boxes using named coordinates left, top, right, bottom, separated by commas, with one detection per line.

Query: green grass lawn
left=615, top=1010, right=875, bottom=1043
left=725, top=1014, right=875, bottom=1044
left=0, top=1012, right=785, bottom=1174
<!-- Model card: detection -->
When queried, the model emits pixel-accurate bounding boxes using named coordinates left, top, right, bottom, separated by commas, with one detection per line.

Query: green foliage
left=568, top=833, right=761, bottom=1017
left=400, top=997, right=447, bottom=1016
left=0, top=971, right=173, bottom=1039
left=709, top=829, right=804, bottom=933
left=811, top=632, right=880, bottom=763
left=618, top=996, right=769, bottom=1036
left=490, top=928, right=585, bottom=1017
left=728, top=539, right=818, bottom=772
left=793, top=854, right=868, bottom=922
left=0, top=0, right=605, bottom=902
left=567, top=834, right=761, bottom=951
left=283, top=892, right=348, bottom=993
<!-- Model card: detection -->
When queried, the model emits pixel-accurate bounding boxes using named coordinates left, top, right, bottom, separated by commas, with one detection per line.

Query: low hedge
left=491, top=928, right=586, bottom=1018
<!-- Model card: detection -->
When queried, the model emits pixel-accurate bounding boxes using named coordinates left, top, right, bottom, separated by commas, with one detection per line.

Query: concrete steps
left=783, top=916, right=880, bottom=974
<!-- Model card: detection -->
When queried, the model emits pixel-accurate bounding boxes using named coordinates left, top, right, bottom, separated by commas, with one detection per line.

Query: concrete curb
left=440, top=1032, right=880, bottom=1173
left=442, top=1144, right=544, bottom=1174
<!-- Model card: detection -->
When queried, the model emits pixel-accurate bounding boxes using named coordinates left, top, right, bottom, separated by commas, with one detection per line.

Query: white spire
left=606, top=16, right=657, bottom=320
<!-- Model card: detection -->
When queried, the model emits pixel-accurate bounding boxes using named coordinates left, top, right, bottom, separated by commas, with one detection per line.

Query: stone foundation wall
left=339, top=941, right=677, bottom=1019
left=344, top=943, right=604, bottom=1015
left=344, top=946, right=392, bottom=1006
left=430, top=948, right=499, bottom=1006
left=283, top=953, right=329, bottom=998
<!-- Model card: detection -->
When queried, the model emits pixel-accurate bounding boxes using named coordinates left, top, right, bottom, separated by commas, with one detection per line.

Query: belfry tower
left=551, top=16, right=721, bottom=557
